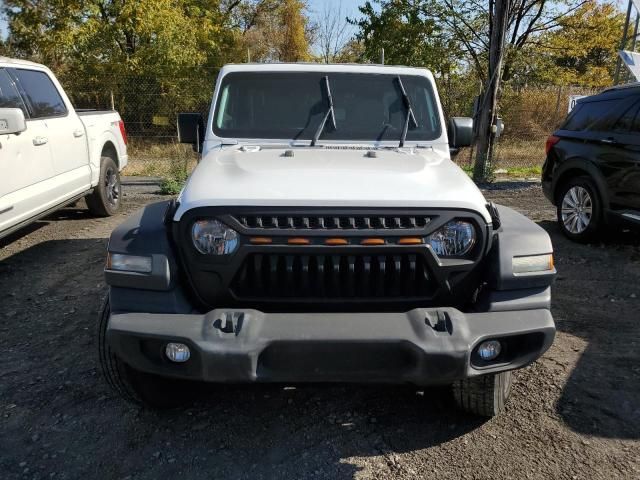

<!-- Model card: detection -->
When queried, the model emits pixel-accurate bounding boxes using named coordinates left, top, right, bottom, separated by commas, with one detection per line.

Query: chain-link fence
left=63, top=69, right=218, bottom=177
left=456, top=84, right=599, bottom=177
left=60, top=70, right=601, bottom=179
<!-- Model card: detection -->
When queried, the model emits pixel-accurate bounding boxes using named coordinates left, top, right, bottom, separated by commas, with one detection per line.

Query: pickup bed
left=0, top=57, right=128, bottom=239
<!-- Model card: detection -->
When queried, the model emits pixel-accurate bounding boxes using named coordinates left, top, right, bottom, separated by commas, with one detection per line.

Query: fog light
left=477, top=340, right=501, bottom=361
left=165, top=343, right=190, bottom=363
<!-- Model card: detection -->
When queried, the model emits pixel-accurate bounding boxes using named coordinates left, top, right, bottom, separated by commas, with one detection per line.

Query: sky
left=0, top=0, right=6, bottom=40
left=0, top=0, right=366, bottom=42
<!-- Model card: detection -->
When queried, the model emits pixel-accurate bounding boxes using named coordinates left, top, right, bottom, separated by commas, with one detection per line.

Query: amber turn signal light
left=325, top=238, right=348, bottom=245
left=360, top=238, right=385, bottom=245
left=287, top=238, right=310, bottom=245
left=397, top=237, right=423, bottom=245
left=249, top=237, right=272, bottom=244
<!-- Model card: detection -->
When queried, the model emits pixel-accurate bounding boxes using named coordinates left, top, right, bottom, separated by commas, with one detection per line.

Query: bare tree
left=315, top=0, right=351, bottom=63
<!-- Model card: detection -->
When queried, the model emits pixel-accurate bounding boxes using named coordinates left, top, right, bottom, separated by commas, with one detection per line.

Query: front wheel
left=452, top=371, right=513, bottom=417
left=97, top=297, right=194, bottom=408
left=86, top=155, right=122, bottom=217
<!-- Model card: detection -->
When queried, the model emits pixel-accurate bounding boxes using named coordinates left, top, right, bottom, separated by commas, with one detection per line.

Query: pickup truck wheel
left=452, top=371, right=513, bottom=417
left=86, top=156, right=121, bottom=217
left=556, top=176, right=602, bottom=242
left=98, top=297, right=193, bottom=409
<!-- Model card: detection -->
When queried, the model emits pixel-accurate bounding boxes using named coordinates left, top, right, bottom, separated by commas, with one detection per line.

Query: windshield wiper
left=396, top=75, right=418, bottom=147
left=311, top=76, right=336, bottom=146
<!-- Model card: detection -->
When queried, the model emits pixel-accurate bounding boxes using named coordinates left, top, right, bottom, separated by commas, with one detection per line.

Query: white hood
left=174, top=147, right=491, bottom=223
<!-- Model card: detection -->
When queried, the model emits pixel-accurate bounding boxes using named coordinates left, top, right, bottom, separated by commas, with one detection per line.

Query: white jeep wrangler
left=98, top=64, right=556, bottom=417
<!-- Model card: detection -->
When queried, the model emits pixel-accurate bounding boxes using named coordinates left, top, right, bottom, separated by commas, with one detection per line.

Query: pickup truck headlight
left=192, top=220, right=239, bottom=255
left=428, top=220, right=476, bottom=257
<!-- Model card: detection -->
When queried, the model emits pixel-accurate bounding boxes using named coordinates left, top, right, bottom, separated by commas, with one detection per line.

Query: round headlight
left=192, top=220, right=239, bottom=255
left=428, top=220, right=476, bottom=257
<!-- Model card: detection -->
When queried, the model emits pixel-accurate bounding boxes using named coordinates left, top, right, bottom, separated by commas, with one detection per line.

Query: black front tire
left=86, top=155, right=122, bottom=217
left=97, top=297, right=193, bottom=409
left=556, top=175, right=602, bottom=243
left=452, top=371, right=513, bottom=417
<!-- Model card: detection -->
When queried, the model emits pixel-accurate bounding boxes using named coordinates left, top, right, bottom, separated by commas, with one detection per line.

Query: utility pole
left=473, top=0, right=510, bottom=183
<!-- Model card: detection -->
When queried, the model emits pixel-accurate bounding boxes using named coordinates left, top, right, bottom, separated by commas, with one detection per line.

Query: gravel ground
left=1, top=182, right=639, bottom=480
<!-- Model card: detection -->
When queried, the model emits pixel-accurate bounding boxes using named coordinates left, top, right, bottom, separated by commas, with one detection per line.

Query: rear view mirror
left=0, top=108, right=27, bottom=135
left=177, top=113, right=204, bottom=152
left=448, top=117, right=473, bottom=149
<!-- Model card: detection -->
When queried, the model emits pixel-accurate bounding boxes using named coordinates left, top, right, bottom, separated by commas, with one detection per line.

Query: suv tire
left=98, top=297, right=193, bottom=408
left=556, top=175, right=602, bottom=242
left=86, top=155, right=121, bottom=217
left=452, top=371, right=513, bottom=417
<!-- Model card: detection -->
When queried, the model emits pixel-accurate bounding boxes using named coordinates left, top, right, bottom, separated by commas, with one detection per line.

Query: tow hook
left=213, top=312, right=245, bottom=335
left=425, top=310, right=451, bottom=333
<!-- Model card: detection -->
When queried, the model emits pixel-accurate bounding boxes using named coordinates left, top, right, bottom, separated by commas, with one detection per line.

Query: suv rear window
left=562, top=98, right=622, bottom=132
left=11, top=69, right=67, bottom=118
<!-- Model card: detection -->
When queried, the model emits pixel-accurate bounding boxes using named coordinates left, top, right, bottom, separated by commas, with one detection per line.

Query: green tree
left=350, top=0, right=461, bottom=76
left=534, top=1, right=624, bottom=87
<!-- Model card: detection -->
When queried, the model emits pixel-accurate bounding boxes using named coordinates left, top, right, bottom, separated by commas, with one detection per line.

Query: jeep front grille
left=231, top=252, right=435, bottom=300
left=233, top=214, right=432, bottom=231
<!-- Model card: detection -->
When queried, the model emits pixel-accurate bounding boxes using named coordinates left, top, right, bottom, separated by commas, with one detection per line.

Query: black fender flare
left=105, top=200, right=194, bottom=314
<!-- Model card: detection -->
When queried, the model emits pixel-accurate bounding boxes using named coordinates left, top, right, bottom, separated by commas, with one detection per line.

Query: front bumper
left=107, top=307, right=555, bottom=386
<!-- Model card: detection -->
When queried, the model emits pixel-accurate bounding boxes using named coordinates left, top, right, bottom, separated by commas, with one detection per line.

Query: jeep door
left=0, top=68, right=56, bottom=235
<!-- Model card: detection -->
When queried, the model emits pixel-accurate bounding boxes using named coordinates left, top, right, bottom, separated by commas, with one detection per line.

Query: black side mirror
left=448, top=117, right=473, bottom=149
left=177, top=113, right=204, bottom=152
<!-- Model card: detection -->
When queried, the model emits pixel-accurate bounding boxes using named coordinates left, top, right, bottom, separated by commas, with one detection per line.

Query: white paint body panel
left=176, top=146, right=491, bottom=223
left=178, top=63, right=491, bottom=223
left=0, top=57, right=127, bottom=236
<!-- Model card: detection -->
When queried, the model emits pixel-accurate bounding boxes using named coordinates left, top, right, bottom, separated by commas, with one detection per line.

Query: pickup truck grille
left=231, top=252, right=435, bottom=300
left=233, top=214, right=432, bottom=231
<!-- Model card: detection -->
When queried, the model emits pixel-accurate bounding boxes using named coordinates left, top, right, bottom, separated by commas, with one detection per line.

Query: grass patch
left=499, top=165, right=542, bottom=177
left=124, top=139, right=198, bottom=178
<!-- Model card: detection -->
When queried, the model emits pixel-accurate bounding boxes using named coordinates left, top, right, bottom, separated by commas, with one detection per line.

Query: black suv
left=542, top=83, right=640, bottom=242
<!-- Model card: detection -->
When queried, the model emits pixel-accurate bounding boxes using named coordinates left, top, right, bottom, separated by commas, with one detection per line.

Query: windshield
left=212, top=72, right=441, bottom=143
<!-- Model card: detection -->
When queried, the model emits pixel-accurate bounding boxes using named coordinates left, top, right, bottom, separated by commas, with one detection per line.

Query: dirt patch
left=1, top=184, right=638, bottom=479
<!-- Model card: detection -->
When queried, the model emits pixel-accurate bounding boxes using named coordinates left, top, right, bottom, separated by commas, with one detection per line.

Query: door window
left=562, top=99, right=622, bottom=132
left=11, top=69, right=67, bottom=118
left=630, top=107, right=640, bottom=133
left=0, top=69, right=28, bottom=114
left=611, top=101, right=640, bottom=133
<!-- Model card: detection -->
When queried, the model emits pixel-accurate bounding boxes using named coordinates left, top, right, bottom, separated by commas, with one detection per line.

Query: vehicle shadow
left=0, top=204, right=92, bottom=249
left=42, top=203, right=93, bottom=222
left=2, top=229, right=638, bottom=480
left=0, top=221, right=48, bottom=249
left=0, top=238, right=487, bottom=480
left=538, top=220, right=640, bottom=440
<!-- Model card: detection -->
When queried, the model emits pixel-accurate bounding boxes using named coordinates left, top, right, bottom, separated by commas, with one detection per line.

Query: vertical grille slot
left=232, top=253, right=433, bottom=300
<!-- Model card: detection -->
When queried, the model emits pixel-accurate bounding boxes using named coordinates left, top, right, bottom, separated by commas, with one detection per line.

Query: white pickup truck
left=0, top=57, right=128, bottom=240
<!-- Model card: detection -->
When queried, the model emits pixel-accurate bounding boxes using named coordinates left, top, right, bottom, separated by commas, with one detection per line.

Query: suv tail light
left=545, top=135, right=559, bottom=155
left=118, top=120, right=128, bottom=145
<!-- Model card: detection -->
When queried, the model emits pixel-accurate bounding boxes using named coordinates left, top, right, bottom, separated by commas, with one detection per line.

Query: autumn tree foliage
left=533, top=1, right=625, bottom=87
left=350, top=0, right=625, bottom=88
